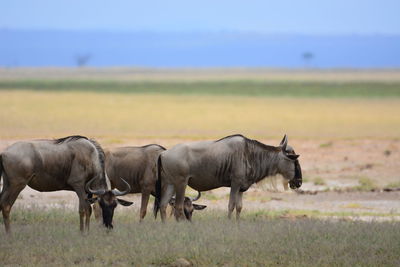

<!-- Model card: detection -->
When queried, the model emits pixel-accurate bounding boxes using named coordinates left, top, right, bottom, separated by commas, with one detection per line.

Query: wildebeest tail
left=153, top=154, right=162, bottom=218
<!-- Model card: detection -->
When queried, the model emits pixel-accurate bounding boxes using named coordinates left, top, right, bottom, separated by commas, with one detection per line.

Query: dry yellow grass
left=0, top=90, right=399, bottom=140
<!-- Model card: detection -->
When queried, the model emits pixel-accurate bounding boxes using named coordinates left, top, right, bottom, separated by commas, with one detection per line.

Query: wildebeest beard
left=289, top=160, right=302, bottom=189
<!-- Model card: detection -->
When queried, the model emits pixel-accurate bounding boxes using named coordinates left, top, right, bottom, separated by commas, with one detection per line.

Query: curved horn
left=280, top=134, right=288, bottom=151
left=189, top=191, right=201, bottom=202
left=85, top=177, right=106, bottom=195
left=111, top=178, right=131, bottom=196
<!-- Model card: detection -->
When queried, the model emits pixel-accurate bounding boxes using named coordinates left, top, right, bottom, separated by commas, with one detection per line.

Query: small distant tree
left=302, top=52, right=314, bottom=67
left=75, top=53, right=91, bottom=67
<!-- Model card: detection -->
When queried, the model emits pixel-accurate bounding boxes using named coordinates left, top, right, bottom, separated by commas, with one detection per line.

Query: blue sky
left=1, top=0, right=400, bottom=34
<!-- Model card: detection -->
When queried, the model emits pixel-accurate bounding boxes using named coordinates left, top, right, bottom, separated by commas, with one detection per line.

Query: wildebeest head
left=169, top=191, right=207, bottom=221
left=277, top=135, right=302, bottom=189
left=86, top=178, right=133, bottom=229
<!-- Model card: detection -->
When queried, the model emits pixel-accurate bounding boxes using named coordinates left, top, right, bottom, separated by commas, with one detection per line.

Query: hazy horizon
left=1, top=29, right=399, bottom=68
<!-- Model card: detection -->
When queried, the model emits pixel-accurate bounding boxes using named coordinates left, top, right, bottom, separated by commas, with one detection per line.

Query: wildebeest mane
left=53, top=135, right=88, bottom=144
left=214, top=134, right=281, bottom=185
left=140, top=144, right=167, bottom=150
left=216, top=134, right=280, bottom=152
left=244, top=139, right=280, bottom=183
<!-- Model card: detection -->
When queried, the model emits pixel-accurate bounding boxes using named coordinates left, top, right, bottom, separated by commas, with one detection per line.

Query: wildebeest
left=0, top=135, right=132, bottom=233
left=168, top=191, right=207, bottom=221
left=94, top=144, right=206, bottom=222
left=154, top=134, right=302, bottom=221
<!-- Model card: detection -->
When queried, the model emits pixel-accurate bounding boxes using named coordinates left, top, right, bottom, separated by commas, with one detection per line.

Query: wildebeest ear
left=117, top=198, right=133, bottom=206
left=286, top=154, right=299, bottom=160
left=280, top=134, right=288, bottom=151
left=86, top=197, right=99, bottom=204
left=193, top=204, right=207, bottom=210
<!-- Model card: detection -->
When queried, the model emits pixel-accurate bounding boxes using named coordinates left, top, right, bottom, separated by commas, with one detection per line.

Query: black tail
left=153, top=155, right=162, bottom=219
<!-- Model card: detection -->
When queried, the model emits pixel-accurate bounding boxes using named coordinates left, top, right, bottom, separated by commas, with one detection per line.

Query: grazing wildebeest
left=0, top=135, right=132, bottom=233
left=94, top=144, right=206, bottom=222
left=154, top=134, right=302, bottom=222
left=168, top=191, right=207, bottom=221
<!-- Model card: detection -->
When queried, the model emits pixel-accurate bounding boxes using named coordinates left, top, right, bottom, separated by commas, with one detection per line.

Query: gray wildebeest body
left=99, top=144, right=206, bottom=222
left=103, top=144, right=165, bottom=222
left=0, top=135, right=132, bottom=233
left=154, top=134, right=302, bottom=221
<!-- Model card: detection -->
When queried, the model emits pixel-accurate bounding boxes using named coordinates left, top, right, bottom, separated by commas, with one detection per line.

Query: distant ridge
left=0, top=30, right=399, bottom=68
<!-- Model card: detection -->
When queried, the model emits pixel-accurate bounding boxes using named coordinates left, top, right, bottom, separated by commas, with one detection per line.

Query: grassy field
left=0, top=90, right=399, bottom=140
left=1, top=207, right=399, bottom=266
left=0, top=68, right=399, bottom=140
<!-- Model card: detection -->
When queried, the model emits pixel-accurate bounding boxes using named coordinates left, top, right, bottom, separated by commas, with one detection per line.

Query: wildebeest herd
left=0, top=134, right=302, bottom=233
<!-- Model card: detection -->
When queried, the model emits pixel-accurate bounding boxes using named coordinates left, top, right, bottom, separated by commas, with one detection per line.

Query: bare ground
left=1, top=138, right=399, bottom=220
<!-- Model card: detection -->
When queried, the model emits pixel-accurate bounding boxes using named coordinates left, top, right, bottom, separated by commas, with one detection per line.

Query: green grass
left=313, top=177, right=326, bottom=186
left=319, top=141, right=333, bottom=148
left=1, top=80, right=400, bottom=98
left=385, top=181, right=400, bottom=188
left=1, top=207, right=400, bottom=266
left=355, top=177, right=377, bottom=191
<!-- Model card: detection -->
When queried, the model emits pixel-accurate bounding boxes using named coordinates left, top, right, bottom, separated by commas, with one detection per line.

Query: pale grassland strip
left=1, top=67, right=400, bottom=82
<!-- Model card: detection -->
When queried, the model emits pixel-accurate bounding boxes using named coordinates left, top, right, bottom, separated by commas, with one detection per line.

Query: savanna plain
left=0, top=68, right=399, bottom=266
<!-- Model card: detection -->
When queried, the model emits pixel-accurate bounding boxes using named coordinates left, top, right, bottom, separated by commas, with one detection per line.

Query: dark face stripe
left=290, top=160, right=302, bottom=189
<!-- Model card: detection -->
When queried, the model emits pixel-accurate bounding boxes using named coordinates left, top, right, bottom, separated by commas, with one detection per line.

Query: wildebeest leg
left=85, top=202, right=92, bottom=232
left=228, top=185, right=240, bottom=220
left=169, top=205, right=175, bottom=218
left=139, top=191, right=150, bottom=222
left=173, top=184, right=186, bottom=222
left=236, top=192, right=243, bottom=220
left=160, top=184, right=175, bottom=223
left=0, top=178, right=26, bottom=233
left=74, top=188, right=92, bottom=233
left=92, top=201, right=102, bottom=222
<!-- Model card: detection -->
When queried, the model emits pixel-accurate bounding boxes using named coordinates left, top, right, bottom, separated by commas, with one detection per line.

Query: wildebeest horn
left=111, top=178, right=131, bottom=196
left=86, top=177, right=106, bottom=195
left=189, top=191, right=201, bottom=202
left=279, top=134, right=288, bottom=151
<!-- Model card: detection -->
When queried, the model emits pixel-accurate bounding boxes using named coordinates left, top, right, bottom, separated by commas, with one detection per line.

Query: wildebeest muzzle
left=289, top=160, right=302, bottom=189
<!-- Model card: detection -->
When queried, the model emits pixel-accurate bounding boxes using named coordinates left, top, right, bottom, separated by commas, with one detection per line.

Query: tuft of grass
left=385, top=181, right=400, bottom=188
left=355, top=177, right=377, bottom=191
left=341, top=203, right=369, bottom=209
left=384, top=149, right=392, bottom=156
left=319, top=141, right=333, bottom=148
left=1, top=207, right=400, bottom=266
left=313, top=177, right=326, bottom=186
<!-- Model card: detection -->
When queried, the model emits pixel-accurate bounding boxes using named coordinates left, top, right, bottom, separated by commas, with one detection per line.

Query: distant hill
left=0, top=30, right=399, bottom=68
